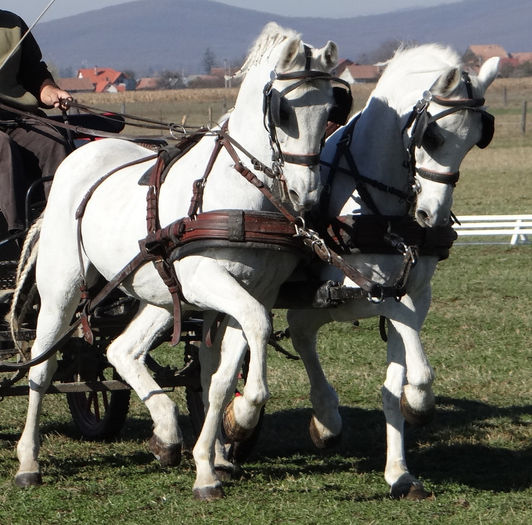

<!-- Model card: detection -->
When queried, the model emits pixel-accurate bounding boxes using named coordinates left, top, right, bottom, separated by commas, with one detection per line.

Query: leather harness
left=75, top=72, right=486, bottom=346
left=75, top=124, right=307, bottom=346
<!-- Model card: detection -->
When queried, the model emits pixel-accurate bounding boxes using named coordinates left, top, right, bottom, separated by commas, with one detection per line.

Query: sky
left=3, top=0, right=464, bottom=24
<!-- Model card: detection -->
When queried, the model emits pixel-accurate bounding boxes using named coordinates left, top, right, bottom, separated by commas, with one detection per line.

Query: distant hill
left=33, top=0, right=532, bottom=75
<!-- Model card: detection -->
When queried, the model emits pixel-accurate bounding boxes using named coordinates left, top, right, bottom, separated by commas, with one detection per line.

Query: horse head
left=230, top=23, right=351, bottom=212
left=401, top=52, right=499, bottom=227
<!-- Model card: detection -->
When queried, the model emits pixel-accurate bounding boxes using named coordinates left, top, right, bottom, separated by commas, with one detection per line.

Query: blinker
left=477, top=111, right=494, bottom=149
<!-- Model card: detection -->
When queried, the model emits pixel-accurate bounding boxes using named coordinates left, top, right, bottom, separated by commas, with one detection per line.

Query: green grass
left=1, top=246, right=530, bottom=524
left=1, top=82, right=531, bottom=523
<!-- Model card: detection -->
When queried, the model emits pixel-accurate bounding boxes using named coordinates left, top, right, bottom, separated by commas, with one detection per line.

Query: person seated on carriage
left=0, top=9, right=72, bottom=238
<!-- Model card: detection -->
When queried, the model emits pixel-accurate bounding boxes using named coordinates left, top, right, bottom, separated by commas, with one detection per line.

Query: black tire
left=66, top=368, right=131, bottom=441
left=64, top=294, right=139, bottom=441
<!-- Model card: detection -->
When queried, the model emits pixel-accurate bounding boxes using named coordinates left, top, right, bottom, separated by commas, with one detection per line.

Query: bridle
left=403, top=71, right=494, bottom=194
left=262, top=45, right=352, bottom=181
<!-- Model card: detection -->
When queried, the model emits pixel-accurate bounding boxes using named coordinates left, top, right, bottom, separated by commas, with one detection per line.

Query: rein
left=0, top=102, right=126, bottom=141
left=67, top=100, right=194, bottom=137
left=71, top=115, right=405, bottom=350
left=0, top=64, right=375, bottom=370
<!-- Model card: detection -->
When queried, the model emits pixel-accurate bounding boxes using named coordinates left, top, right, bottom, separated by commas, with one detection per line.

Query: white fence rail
left=453, top=214, right=532, bottom=245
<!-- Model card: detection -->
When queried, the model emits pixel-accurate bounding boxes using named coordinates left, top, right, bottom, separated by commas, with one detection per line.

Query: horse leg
left=193, top=322, right=247, bottom=500
left=15, top=289, right=81, bottom=486
left=179, top=260, right=273, bottom=499
left=287, top=308, right=342, bottom=449
left=179, top=259, right=273, bottom=448
left=383, top=322, right=431, bottom=500
left=223, top=315, right=270, bottom=443
left=105, top=302, right=181, bottom=466
left=383, top=291, right=433, bottom=500
left=197, top=312, right=235, bottom=478
left=387, top=290, right=435, bottom=426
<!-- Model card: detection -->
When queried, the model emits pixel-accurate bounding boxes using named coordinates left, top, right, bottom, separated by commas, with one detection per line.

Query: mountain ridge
left=32, top=0, right=531, bottom=75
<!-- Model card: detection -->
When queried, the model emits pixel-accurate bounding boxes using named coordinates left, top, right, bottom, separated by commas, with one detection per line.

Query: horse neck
left=327, top=95, right=411, bottom=217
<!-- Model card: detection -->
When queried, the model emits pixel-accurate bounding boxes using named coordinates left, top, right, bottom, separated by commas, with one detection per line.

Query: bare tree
left=157, top=70, right=184, bottom=90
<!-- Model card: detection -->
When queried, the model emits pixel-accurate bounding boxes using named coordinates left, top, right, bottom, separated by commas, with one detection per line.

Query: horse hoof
left=309, top=416, right=341, bottom=450
left=400, top=392, right=435, bottom=426
left=391, top=476, right=432, bottom=500
left=148, top=435, right=181, bottom=467
left=193, top=484, right=225, bottom=501
left=223, top=401, right=255, bottom=443
left=14, top=471, right=42, bottom=488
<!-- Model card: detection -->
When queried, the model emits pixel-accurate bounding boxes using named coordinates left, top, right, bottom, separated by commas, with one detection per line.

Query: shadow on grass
left=247, top=396, right=531, bottom=493
left=1, top=396, right=529, bottom=493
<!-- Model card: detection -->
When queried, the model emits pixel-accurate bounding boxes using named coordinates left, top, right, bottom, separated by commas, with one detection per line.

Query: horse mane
left=376, top=43, right=462, bottom=94
left=233, top=22, right=301, bottom=80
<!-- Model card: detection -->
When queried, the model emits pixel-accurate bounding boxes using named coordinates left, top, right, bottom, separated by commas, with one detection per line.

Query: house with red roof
left=332, top=58, right=354, bottom=78
left=465, top=44, right=510, bottom=71
left=465, top=45, right=532, bottom=75
left=136, top=77, right=159, bottom=90
left=77, top=67, right=131, bottom=93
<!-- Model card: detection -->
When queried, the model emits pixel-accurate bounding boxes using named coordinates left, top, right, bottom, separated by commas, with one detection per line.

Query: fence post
left=521, top=101, right=527, bottom=135
left=503, top=86, right=507, bottom=106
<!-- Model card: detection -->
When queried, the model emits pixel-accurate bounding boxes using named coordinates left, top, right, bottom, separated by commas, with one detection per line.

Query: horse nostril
left=416, top=209, right=431, bottom=227
left=288, top=189, right=301, bottom=208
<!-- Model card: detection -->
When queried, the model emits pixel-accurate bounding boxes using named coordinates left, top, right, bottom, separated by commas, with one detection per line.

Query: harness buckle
left=414, top=91, right=432, bottom=114
left=294, top=219, right=333, bottom=263
left=368, top=286, right=384, bottom=304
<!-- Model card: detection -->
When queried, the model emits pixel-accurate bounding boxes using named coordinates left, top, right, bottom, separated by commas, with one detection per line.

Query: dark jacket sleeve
left=17, top=17, right=56, bottom=105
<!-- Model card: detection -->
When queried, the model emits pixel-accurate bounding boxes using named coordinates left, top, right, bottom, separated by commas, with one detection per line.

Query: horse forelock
left=233, top=22, right=301, bottom=79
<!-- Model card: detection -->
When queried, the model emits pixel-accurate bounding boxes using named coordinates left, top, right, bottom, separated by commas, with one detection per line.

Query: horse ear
left=432, top=67, right=462, bottom=97
left=277, top=37, right=304, bottom=72
left=319, top=41, right=338, bottom=71
left=477, top=57, right=499, bottom=91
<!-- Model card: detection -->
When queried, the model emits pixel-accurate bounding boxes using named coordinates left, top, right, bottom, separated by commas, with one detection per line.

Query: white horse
left=282, top=45, right=499, bottom=498
left=13, top=22, right=350, bottom=499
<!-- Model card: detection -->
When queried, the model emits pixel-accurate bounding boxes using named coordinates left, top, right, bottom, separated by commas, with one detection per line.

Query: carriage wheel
left=66, top=367, right=131, bottom=441
left=185, top=350, right=264, bottom=464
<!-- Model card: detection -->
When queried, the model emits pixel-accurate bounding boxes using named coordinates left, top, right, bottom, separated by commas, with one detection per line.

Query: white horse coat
left=285, top=45, right=499, bottom=498
left=13, top=22, right=347, bottom=499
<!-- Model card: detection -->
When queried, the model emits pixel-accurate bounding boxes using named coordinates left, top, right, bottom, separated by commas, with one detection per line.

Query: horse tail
left=10, top=215, right=43, bottom=350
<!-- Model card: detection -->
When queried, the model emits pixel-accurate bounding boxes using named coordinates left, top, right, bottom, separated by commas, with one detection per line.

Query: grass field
left=0, top=78, right=531, bottom=523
